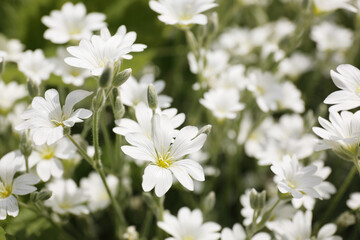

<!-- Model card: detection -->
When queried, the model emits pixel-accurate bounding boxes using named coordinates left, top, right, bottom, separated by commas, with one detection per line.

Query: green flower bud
left=202, top=191, right=216, bottom=213
left=99, top=65, right=113, bottom=88
left=93, top=89, right=106, bottom=111
left=19, top=132, right=32, bottom=158
left=113, top=68, right=132, bottom=87
left=250, top=189, right=266, bottom=210
left=147, top=84, right=158, bottom=110
left=26, top=79, right=40, bottom=98
left=37, top=189, right=52, bottom=201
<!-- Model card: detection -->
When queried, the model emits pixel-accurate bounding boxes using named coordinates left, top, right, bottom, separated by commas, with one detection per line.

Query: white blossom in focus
left=157, top=207, right=221, bottom=240
left=42, top=2, right=106, bottom=44
left=16, top=89, right=92, bottom=145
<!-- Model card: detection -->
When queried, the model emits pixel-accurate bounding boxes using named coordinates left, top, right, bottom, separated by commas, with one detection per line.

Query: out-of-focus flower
left=80, top=172, right=119, bottom=212
left=44, top=178, right=89, bottom=215
left=346, top=192, right=360, bottom=210
left=311, top=22, right=353, bottom=52
left=123, top=226, right=139, bottom=240
left=42, top=2, right=106, bottom=44
left=18, top=49, right=54, bottom=84
left=122, top=114, right=207, bottom=196
left=52, top=47, right=91, bottom=86
left=312, top=111, right=360, bottom=160
left=120, top=74, right=172, bottom=108
left=0, top=34, right=24, bottom=62
left=200, top=88, right=245, bottom=120
left=16, top=89, right=92, bottom=145
left=314, top=0, right=357, bottom=14
left=221, top=223, right=270, bottom=240
left=65, top=27, right=146, bottom=76
left=149, top=0, right=218, bottom=27
left=0, top=81, right=27, bottom=112
left=0, top=151, right=39, bottom=220
left=28, top=138, right=77, bottom=182
left=158, top=207, right=221, bottom=240
left=324, top=64, right=360, bottom=112
left=271, top=155, right=323, bottom=199
left=278, top=52, right=313, bottom=78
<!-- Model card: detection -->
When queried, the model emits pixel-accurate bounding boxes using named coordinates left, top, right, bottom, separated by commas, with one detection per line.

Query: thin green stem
left=66, top=134, right=94, bottom=167
left=93, top=109, right=101, bottom=164
left=24, top=155, right=29, bottom=173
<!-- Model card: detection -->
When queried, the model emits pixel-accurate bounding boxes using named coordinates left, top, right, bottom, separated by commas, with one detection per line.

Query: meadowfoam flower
left=28, top=138, right=77, bottom=182
left=16, top=89, right=92, bottom=145
left=200, top=88, right=245, bottom=120
left=80, top=172, right=119, bottom=212
left=312, top=111, right=360, bottom=161
left=0, top=34, right=24, bottom=62
left=44, top=178, right=89, bottom=215
left=271, top=155, right=323, bottom=199
left=18, top=49, right=54, bottom=84
left=221, top=223, right=270, bottom=240
left=314, top=0, right=357, bottom=13
left=65, top=27, right=146, bottom=76
left=120, top=74, right=172, bottom=108
left=0, top=81, right=27, bottom=112
left=122, top=114, right=207, bottom=197
left=346, top=192, right=360, bottom=210
left=149, top=0, right=218, bottom=27
left=0, top=151, right=39, bottom=220
left=157, top=207, right=221, bottom=240
left=41, top=2, right=106, bottom=44
left=324, top=64, right=360, bottom=112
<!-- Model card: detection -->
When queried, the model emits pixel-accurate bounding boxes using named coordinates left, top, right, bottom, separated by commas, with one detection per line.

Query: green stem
left=66, top=134, right=94, bottom=167
left=24, top=155, right=29, bottom=173
left=93, top=109, right=101, bottom=164
left=353, top=157, right=360, bottom=175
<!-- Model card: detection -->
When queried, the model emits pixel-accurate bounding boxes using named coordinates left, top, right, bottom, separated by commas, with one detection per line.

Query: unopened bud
left=199, top=125, right=212, bottom=135
left=250, top=189, right=266, bottom=210
left=113, top=68, right=132, bottom=87
left=19, top=132, right=32, bottom=158
left=27, top=79, right=40, bottom=98
left=336, top=211, right=356, bottom=227
left=114, top=96, right=125, bottom=120
left=147, top=84, right=158, bottom=110
left=93, top=89, right=105, bottom=110
left=202, top=191, right=216, bottom=213
left=99, top=65, right=113, bottom=88
left=37, top=189, right=52, bottom=201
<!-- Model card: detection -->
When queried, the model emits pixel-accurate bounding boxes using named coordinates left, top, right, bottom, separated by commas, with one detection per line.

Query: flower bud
left=27, top=79, right=40, bottom=98
left=19, top=132, right=32, bottom=158
left=336, top=211, right=356, bottom=227
left=250, top=189, right=266, bottom=210
left=37, top=189, right=52, bottom=201
left=199, top=124, right=212, bottom=136
left=113, top=68, right=132, bottom=87
left=202, top=191, right=216, bottom=213
left=99, top=65, right=113, bottom=88
left=147, top=84, right=158, bottom=110
left=93, top=89, right=106, bottom=111
left=114, top=96, right=125, bottom=120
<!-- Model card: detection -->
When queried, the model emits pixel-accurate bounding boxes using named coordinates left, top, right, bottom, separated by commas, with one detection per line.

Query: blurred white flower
left=314, top=0, right=357, bottom=13
left=120, top=73, right=172, bottom=108
left=28, top=138, right=77, bottom=182
left=324, top=64, right=360, bottom=112
left=65, top=27, right=146, bottom=76
left=42, top=2, right=106, bottom=44
left=123, top=226, right=139, bottom=240
left=18, top=49, right=54, bottom=84
left=279, top=81, right=305, bottom=113
left=0, top=34, right=24, bottom=62
left=346, top=192, right=360, bottom=210
left=312, top=111, right=360, bottom=160
left=113, top=102, right=184, bottom=137
left=122, top=114, right=207, bottom=197
left=16, top=89, right=92, bottom=145
left=0, top=81, right=27, bottom=111
left=271, top=155, right=323, bottom=199
left=149, top=0, right=218, bottom=26
left=311, top=22, right=353, bottom=52
left=221, top=223, right=270, bottom=240
left=52, top=47, right=91, bottom=86
left=278, top=52, right=313, bottom=78
left=200, top=88, right=245, bottom=120
left=80, top=172, right=119, bottom=212
left=158, top=207, right=221, bottom=240
left=0, top=151, right=39, bottom=220
left=7, top=103, right=27, bottom=131
left=45, top=178, right=89, bottom=215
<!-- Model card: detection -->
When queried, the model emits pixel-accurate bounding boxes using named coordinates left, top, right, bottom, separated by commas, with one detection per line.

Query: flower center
left=182, top=236, right=195, bottom=240
left=51, top=119, right=65, bottom=127
left=59, top=202, right=72, bottom=210
left=287, top=181, right=296, bottom=189
left=156, top=154, right=173, bottom=169
left=0, top=183, right=12, bottom=199
left=40, top=146, right=56, bottom=160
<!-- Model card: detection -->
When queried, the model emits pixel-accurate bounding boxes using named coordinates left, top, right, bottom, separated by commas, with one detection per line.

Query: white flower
left=113, top=102, right=185, bottom=137
left=346, top=192, right=360, bottom=210
left=0, top=81, right=27, bottom=111
left=312, top=111, right=360, bottom=160
left=80, top=172, right=119, bottom=212
left=278, top=52, right=313, bottom=78
left=123, top=226, right=139, bottom=240
left=158, top=207, right=221, bottom=240
left=44, top=178, right=89, bottom=215
left=65, top=27, right=146, bottom=76
left=16, top=89, right=92, bottom=145
left=314, top=0, right=357, bottom=13
left=120, top=73, right=172, bottom=108
left=221, top=223, right=270, bottom=240
left=0, top=34, right=24, bottom=62
left=149, top=0, right=218, bottom=26
left=52, top=47, right=91, bottom=86
left=200, top=88, right=245, bottom=120
left=28, top=138, right=77, bottom=182
left=41, top=2, right=106, bottom=44
left=271, top=155, right=323, bottom=199
left=279, top=81, right=305, bottom=113
left=18, top=49, right=54, bottom=84
left=324, top=64, right=360, bottom=112
left=0, top=151, right=39, bottom=220
left=311, top=22, right=353, bottom=52
left=122, top=114, right=207, bottom=197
